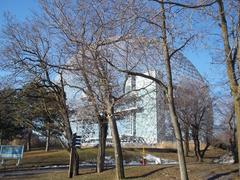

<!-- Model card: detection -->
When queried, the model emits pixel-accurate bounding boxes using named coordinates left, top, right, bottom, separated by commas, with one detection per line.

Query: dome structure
left=67, top=38, right=209, bottom=145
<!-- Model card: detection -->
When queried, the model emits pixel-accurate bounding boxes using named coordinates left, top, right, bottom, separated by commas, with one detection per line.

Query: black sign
left=72, top=134, right=82, bottom=147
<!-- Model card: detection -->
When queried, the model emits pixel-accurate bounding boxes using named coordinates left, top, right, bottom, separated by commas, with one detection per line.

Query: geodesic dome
left=108, top=40, right=207, bottom=145
left=170, top=53, right=204, bottom=85
left=67, top=38, right=208, bottom=146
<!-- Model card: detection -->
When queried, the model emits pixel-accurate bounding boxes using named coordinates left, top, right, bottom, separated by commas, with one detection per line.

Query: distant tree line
left=0, top=82, right=65, bottom=151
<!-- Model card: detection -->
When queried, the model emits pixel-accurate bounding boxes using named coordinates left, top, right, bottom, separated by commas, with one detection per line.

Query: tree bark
left=192, top=128, right=210, bottom=162
left=26, top=128, right=32, bottom=151
left=74, top=150, right=80, bottom=176
left=169, top=103, right=189, bottom=178
left=184, top=124, right=190, bottom=157
left=228, top=108, right=238, bottom=163
left=62, top=113, right=73, bottom=150
left=193, top=133, right=202, bottom=162
left=97, top=120, right=108, bottom=173
left=234, top=98, right=240, bottom=171
left=45, top=128, right=50, bottom=152
left=233, top=127, right=238, bottom=163
left=0, top=130, right=3, bottom=145
left=68, top=146, right=75, bottom=178
left=107, top=105, right=125, bottom=180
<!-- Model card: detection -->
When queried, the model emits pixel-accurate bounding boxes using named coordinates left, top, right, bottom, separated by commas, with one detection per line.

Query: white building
left=67, top=50, right=206, bottom=145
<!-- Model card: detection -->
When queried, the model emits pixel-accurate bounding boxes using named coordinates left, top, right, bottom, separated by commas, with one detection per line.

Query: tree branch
left=152, top=0, right=217, bottom=9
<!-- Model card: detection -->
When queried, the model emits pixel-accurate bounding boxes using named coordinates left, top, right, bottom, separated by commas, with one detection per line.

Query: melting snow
left=34, top=154, right=178, bottom=170
left=213, top=154, right=234, bottom=164
left=143, top=154, right=178, bottom=165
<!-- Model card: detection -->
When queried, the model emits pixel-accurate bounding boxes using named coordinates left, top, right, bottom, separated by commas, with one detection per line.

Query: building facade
left=70, top=53, right=208, bottom=145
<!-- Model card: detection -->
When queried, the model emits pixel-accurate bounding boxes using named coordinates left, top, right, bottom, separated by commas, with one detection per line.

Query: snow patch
left=213, top=154, right=234, bottom=164
left=143, top=154, right=178, bottom=165
left=144, top=154, right=162, bottom=164
left=127, top=161, right=141, bottom=166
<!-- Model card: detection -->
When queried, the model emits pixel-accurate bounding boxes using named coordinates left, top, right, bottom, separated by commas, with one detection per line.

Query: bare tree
left=214, top=1, right=240, bottom=173
left=175, top=84, right=192, bottom=157
left=150, top=0, right=240, bottom=174
left=175, top=81, right=213, bottom=161
left=215, top=97, right=238, bottom=162
left=0, top=15, right=73, bottom=150
left=158, top=3, right=188, bottom=178
left=159, top=0, right=240, bottom=173
left=37, top=1, right=136, bottom=178
left=104, top=0, right=195, bottom=178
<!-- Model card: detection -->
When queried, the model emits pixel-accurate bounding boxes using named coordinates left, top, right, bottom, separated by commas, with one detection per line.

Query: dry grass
left=3, top=163, right=240, bottom=180
left=1, top=147, right=238, bottom=180
left=0, top=150, right=69, bottom=169
left=0, top=147, right=178, bottom=170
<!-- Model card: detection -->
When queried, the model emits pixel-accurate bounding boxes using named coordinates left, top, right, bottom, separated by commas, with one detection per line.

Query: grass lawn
left=0, top=147, right=178, bottom=170
left=2, top=163, right=239, bottom=180
left=1, top=147, right=239, bottom=179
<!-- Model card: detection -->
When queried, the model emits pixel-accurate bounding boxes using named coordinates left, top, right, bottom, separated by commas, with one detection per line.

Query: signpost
left=0, top=145, right=24, bottom=166
left=68, top=133, right=81, bottom=178
left=74, top=136, right=81, bottom=148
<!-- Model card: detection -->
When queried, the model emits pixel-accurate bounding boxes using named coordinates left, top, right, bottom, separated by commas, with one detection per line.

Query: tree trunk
left=74, top=150, right=79, bottom=176
left=97, top=120, right=108, bottom=173
left=228, top=109, right=238, bottom=163
left=107, top=106, right=125, bottom=180
left=192, top=129, right=202, bottom=162
left=0, top=130, right=3, bottom=145
left=68, top=146, right=75, bottom=178
left=184, top=125, right=190, bottom=157
left=62, top=110, right=77, bottom=176
left=194, top=138, right=202, bottom=162
left=59, top=75, right=73, bottom=150
left=26, top=128, right=32, bottom=151
left=160, top=1, right=188, bottom=179
left=233, top=127, right=238, bottom=163
left=62, top=110, right=73, bottom=150
left=45, top=128, right=50, bottom=152
left=168, top=103, right=189, bottom=178
left=199, top=144, right=210, bottom=162
left=217, top=0, right=240, bottom=174
left=192, top=130, right=199, bottom=161
left=234, top=98, right=240, bottom=172
left=192, top=129, right=209, bottom=162
left=193, top=139, right=198, bottom=161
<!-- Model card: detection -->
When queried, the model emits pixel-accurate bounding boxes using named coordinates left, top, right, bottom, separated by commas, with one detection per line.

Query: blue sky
left=0, top=0, right=39, bottom=21
left=0, top=0, right=229, bottom=96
